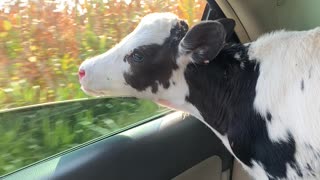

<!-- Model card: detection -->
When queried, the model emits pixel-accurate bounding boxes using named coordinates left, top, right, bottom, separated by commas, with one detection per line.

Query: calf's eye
left=132, top=52, right=144, bottom=62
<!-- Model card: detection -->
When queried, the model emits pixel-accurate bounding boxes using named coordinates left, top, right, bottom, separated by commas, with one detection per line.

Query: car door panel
left=3, top=112, right=233, bottom=180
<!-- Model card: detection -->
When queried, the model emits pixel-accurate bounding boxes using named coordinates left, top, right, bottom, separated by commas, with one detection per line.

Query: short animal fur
left=79, top=13, right=320, bottom=180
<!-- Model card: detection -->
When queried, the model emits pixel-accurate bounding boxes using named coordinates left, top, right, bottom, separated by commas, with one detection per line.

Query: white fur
left=249, top=28, right=320, bottom=179
left=234, top=52, right=241, bottom=60
left=79, top=13, right=180, bottom=97
left=250, top=161, right=270, bottom=180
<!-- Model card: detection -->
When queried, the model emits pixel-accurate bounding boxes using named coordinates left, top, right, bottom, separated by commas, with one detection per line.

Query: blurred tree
left=0, top=0, right=205, bottom=109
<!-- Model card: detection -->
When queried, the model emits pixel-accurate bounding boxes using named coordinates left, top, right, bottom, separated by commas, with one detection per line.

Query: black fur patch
left=123, top=21, right=188, bottom=93
left=185, top=44, right=255, bottom=134
left=301, top=79, right=304, bottom=91
left=266, top=111, right=272, bottom=122
left=184, top=43, right=299, bottom=179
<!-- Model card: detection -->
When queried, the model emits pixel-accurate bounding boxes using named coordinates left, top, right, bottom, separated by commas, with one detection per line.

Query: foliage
left=0, top=98, right=166, bottom=175
left=0, top=0, right=205, bottom=176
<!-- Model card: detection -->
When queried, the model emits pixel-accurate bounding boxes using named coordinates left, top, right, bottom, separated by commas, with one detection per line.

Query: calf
left=79, top=12, right=320, bottom=180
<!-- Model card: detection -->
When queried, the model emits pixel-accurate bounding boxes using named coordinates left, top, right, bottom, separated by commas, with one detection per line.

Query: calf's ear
left=179, top=18, right=235, bottom=64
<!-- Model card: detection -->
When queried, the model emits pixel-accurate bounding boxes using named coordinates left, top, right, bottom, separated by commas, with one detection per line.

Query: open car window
left=0, top=0, right=206, bottom=176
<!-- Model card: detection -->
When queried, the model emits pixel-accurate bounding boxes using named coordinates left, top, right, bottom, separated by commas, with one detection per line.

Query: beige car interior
left=172, top=0, right=320, bottom=179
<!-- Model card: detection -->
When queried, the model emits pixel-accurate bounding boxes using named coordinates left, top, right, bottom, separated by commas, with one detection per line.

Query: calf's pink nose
left=78, top=69, right=86, bottom=80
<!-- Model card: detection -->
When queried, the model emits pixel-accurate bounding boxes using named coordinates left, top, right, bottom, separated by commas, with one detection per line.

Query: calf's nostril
left=78, top=69, right=86, bottom=79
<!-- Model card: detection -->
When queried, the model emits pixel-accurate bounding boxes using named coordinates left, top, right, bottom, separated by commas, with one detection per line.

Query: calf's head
left=79, top=12, right=235, bottom=105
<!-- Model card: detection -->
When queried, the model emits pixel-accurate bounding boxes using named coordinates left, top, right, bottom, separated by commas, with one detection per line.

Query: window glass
left=0, top=0, right=205, bottom=176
